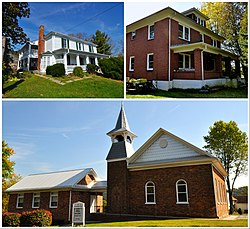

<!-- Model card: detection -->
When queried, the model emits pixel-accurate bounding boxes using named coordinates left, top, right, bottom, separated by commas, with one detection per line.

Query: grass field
left=86, top=218, right=248, bottom=227
left=3, top=75, right=124, bottom=98
left=126, top=87, right=248, bottom=99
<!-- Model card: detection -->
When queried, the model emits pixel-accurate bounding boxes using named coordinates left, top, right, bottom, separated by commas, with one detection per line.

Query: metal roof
left=6, top=168, right=106, bottom=193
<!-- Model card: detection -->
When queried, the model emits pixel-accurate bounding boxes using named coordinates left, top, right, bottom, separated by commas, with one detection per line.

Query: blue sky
left=15, top=2, right=124, bottom=54
left=2, top=100, right=248, bottom=188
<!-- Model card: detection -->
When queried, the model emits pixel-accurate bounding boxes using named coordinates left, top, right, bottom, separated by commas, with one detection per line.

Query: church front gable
left=129, top=129, right=209, bottom=166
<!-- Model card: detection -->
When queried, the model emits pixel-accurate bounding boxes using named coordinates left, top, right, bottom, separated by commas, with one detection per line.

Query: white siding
left=83, top=44, right=89, bottom=52
left=93, top=46, right=97, bottom=53
left=54, top=36, right=62, bottom=50
left=69, top=40, right=77, bottom=50
left=45, top=38, right=52, bottom=52
left=134, top=134, right=199, bottom=163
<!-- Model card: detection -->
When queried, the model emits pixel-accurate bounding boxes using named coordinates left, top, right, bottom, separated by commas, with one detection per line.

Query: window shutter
left=61, top=38, right=64, bottom=48
left=67, top=39, right=69, bottom=49
left=76, top=42, right=78, bottom=50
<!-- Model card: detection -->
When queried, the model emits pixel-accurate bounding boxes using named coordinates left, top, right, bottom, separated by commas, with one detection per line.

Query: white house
left=17, top=40, right=38, bottom=71
left=18, top=25, right=109, bottom=75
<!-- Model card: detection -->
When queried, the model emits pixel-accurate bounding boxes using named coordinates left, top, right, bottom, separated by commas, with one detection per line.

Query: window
left=89, top=45, right=94, bottom=53
left=50, top=192, right=58, bottom=208
left=148, top=24, right=154, bottom=40
left=145, top=181, right=155, bottom=204
left=32, top=193, right=40, bottom=208
left=76, top=42, right=81, bottom=51
left=129, top=56, right=135, bottom=71
left=178, top=24, right=190, bottom=41
left=61, top=38, right=68, bottom=48
left=200, top=33, right=204, bottom=42
left=16, top=193, right=24, bottom=208
left=176, top=180, right=188, bottom=204
left=212, top=39, right=217, bottom=47
left=131, top=31, right=136, bottom=40
left=90, top=57, right=95, bottom=65
left=147, top=53, right=154, bottom=70
left=178, top=54, right=191, bottom=69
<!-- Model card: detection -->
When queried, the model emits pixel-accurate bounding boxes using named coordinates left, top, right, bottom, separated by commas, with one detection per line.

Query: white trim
left=147, top=53, right=154, bottom=71
left=145, top=181, right=156, bottom=204
left=32, top=192, right=40, bottom=208
left=107, top=157, right=127, bottom=163
left=178, top=23, right=190, bottom=41
left=148, top=24, right=154, bottom=40
left=68, top=190, right=72, bottom=222
left=49, top=192, right=58, bottom=208
left=16, top=193, right=24, bottom=209
left=176, top=179, right=189, bottom=204
left=129, top=56, right=135, bottom=71
left=179, top=53, right=191, bottom=69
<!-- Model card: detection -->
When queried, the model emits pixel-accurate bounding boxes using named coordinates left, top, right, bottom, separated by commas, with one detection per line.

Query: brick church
left=106, top=105, right=228, bottom=218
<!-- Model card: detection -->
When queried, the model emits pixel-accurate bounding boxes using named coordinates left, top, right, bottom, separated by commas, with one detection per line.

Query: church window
left=176, top=179, right=188, bottom=204
left=145, top=181, right=156, bottom=204
left=114, top=135, right=124, bottom=142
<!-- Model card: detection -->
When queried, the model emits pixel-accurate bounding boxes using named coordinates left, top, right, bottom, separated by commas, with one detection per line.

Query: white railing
left=56, top=59, right=64, bottom=64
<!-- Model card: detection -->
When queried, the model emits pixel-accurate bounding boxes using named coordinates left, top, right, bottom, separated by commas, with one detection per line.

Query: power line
left=64, top=2, right=123, bottom=33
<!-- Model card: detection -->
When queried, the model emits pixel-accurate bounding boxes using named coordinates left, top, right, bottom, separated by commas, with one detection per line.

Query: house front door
left=90, top=195, right=96, bottom=213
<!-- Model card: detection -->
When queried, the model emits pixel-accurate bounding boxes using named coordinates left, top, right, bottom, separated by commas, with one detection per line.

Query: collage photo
left=1, top=0, right=249, bottom=228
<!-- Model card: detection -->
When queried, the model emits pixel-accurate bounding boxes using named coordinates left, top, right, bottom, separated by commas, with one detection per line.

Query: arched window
left=145, top=181, right=156, bottom=204
left=176, top=179, right=188, bottom=204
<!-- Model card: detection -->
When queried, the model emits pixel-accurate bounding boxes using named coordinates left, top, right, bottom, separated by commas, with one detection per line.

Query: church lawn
left=126, top=87, right=248, bottom=99
left=3, top=74, right=123, bottom=98
left=86, top=218, right=248, bottom=227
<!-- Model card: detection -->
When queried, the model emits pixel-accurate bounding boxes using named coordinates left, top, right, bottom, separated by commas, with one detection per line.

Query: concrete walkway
left=221, top=214, right=248, bottom=220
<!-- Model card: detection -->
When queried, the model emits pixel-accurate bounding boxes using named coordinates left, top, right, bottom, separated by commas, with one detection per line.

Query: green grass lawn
left=3, top=75, right=124, bottom=98
left=126, top=87, right=248, bottom=99
left=87, top=218, right=248, bottom=227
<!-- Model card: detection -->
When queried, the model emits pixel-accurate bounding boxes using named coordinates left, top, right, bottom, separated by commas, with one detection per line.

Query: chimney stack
left=37, top=25, right=45, bottom=71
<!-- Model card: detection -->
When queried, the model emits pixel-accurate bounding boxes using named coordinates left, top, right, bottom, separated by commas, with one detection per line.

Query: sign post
left=72, top=201, right=85, bottom=227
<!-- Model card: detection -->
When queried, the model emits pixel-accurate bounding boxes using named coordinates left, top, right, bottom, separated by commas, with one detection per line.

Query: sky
left=2, top=100, right=248, bottom=188
left=14, top=2, right=124, bottom=54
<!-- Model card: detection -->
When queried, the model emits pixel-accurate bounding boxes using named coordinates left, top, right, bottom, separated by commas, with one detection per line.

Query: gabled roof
left=107, top=104, right=136, bottom=137
left=182, top=7, right=210, bottom=20
left=128, top=128, right=227, bottom=176
left=6, top=168, right=106, bottom=193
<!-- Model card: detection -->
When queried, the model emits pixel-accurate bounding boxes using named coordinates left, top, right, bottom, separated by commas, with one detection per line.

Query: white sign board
left=72, top=201, right=85, bottom=226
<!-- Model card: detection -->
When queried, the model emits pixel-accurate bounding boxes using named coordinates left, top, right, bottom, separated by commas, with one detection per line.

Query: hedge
left=2, top=212, right=21, bottom=227
left=46, top=63, right=65, bottom=77
left=86, top=64, right=98, bottom=74
left=20, top=209, right=52, bottom=227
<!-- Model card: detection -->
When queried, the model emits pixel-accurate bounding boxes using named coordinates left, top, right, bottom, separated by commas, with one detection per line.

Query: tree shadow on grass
left=2, top=79, right=25, bottom=95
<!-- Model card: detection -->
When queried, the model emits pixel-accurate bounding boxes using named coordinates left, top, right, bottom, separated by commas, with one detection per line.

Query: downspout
left=68, top=190, right=72, bottom=223
left=201, top=50, right=204, bottom=86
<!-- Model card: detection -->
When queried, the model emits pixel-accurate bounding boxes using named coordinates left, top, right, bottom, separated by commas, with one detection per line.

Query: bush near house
left=20, top=209, right=52, bottom=227
left=73, top=66, right=84, bottom=77
left=2, top=212, right=21, bottom=227
left=87, top=64, right=98, bottom=74
left=46, top=63, right=65, bottom=77
left=98, top=56, right=124, bottom=80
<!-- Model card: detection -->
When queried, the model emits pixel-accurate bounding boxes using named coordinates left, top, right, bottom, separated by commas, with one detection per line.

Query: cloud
left=8, top=142, right=36, bottom=160
left=62, top=133, right=70, bottom=139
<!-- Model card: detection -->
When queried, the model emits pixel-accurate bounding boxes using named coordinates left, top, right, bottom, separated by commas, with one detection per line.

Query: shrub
left=20, top=209, right=52, bottom=227
left=98, top=56, right=124, bottom=80
left=46, top=63, right=65, bottom=77
left=2, top=212, right=21, bottom=227
left=86, top=64, right=98, bottom=74
left=73, top=66, right=84, bottom=77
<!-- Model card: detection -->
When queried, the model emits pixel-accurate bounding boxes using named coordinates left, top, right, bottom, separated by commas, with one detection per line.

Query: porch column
left=225, top=57, right=231, bottom=78
left=76, top=54, right=80, bottom=66
left=95, top=57, right=98, bottom=65
left=235, top=59, right=241, bottom=77
left=216, top=54, right=222, bottom=77
left=64, top=52, right=68, bottom=73
left=194, top=49, right=203, bottom=80
left=86, top=56, right=90, bottom=64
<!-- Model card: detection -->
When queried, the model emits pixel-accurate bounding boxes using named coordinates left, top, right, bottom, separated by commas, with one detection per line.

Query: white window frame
left=129, top=56, right=135, bottom=71
left=178, top=24, right=190, bottom=41
left=212, top=39, right=217, bottom=47
left=131, top=31, right=136, bottom=40
left=147, top=53, right=154, bottom=71
left=176, top=179, right=189, bottom=204
left=32, top=193, right=40, bottom=208
left=148, top=24, right=154, bottom=40
left=145, top=181, right=156, bottom=204
left=200, top=33, right=204, bottom=42
left=49, top=192, right=58, bottom=208
left=16, top=193, right=24, bottom=209
left=179, top=54, right=191, bottom=69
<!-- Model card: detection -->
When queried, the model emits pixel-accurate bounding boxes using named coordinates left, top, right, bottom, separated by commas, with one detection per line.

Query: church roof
left=6, top=168, right=107, bottom=193
left=107, top=104, right=136, bottom=137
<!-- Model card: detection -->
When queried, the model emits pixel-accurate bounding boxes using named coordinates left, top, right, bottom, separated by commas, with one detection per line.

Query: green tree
left=91, top=30, right=112, bottom=55
left=201, top=2, right=248, bottom=83
left=203, top=121, right=248, bottom=214
left=2, top=141, right=21, bottom=213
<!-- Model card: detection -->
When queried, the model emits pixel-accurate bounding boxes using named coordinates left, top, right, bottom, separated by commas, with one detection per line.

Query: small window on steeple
left=114, top=135, right=124, bottom=142
left=126, top=136, right=132, bottom=143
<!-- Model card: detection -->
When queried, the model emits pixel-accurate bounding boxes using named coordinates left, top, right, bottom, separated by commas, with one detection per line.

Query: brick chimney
left=37, top=25, right=45, bottom=71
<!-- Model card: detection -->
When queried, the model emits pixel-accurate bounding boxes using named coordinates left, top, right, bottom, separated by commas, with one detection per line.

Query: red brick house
left=106, top=105, right=229, bottom=218
left=6, top=168, right=106, bottom=224
left=126, top=7, right=240, bottom=90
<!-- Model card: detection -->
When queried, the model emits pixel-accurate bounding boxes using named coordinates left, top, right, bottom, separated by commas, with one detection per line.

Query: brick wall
left=127, top=164, right=218, bottom=218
